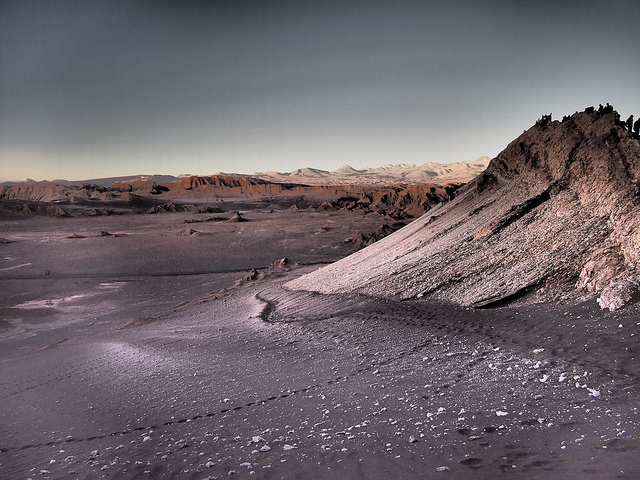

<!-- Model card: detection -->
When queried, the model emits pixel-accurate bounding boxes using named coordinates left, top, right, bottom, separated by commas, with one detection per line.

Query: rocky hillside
left=287, top=107, right=640, bottom=310
left=174, top=175, right=269, bottom=189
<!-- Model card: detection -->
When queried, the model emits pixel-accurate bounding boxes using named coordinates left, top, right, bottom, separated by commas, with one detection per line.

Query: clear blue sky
left=1, top=0, right=639, bottom=181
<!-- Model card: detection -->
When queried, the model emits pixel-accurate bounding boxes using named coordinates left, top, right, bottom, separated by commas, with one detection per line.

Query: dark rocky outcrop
left=175, top=175, right=268, bottom=190
left=228, top=211, right=247, bottom=223
left=310, top=183, right=462, bottom=218
left=0, top=200, right=71, bottom=217
left=146, top=204, right=223, bottom=214
left=287, top=107, right=640, bottom=310
left=343, top=223, right=406, bottom=249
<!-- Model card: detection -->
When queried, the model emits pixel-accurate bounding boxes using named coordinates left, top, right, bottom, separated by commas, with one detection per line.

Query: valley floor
left=1, top=211, right=639, bottom=479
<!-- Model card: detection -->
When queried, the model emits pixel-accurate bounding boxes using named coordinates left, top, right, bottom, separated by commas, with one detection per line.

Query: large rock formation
left=0, top=182, right=107, bottom=203
left=174, top=175, right=269, bottom=189
left=286, top=108, right=640, bottom=310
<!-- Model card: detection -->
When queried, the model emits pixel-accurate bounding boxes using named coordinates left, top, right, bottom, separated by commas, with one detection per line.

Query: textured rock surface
left=287, top=109, right=640, bottom=310
left=0, top=177, right=463, bottom=220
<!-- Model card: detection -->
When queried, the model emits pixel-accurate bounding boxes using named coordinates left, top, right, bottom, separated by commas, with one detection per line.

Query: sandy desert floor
left=1, top=206, right=639, bottom=479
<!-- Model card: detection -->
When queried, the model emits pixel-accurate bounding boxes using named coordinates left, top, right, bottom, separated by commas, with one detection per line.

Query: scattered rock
left=244, top=269, right=262, bottom=281
left=316, top=201, right=337, bottom=212
left=147, top=203, right=180, bottom=214
left=269, top=257, right=297, bottom=269
left=228, top=211, right=247, bottom=222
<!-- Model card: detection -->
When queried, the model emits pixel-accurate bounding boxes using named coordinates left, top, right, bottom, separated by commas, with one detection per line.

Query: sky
left=1, top=0, right=639, bottom=182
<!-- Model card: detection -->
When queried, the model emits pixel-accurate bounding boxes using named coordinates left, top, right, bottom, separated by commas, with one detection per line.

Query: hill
left=286, top=106, right=640, bottom=310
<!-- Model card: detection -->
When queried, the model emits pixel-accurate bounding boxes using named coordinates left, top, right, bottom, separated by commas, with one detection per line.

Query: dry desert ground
left=1, top=202, right=639, bottom=479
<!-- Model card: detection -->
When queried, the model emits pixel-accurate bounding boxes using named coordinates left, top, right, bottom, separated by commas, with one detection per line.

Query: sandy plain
left=1, top=201, right=639, bottom=479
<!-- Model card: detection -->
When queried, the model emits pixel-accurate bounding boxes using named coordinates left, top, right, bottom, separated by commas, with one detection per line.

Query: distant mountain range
left=251, top=158, right=490, bottom=185
left=1, top=159, right=489, bottom=187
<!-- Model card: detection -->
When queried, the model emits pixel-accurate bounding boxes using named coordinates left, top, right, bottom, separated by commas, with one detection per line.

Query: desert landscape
left=1, top=107, right=639, bottom=479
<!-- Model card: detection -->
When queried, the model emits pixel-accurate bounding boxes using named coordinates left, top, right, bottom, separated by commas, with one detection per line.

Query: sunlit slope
left=287, top=107, right=640, bottom=310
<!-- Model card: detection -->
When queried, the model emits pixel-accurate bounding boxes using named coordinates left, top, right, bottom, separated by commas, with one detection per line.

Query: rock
left=459, top=457, right=483, bottom=467
left=269, top=258, right=296, bottom=269
left=244, top=269, right=260, bottom=281
left=286, top=107, right=640, bottom=310
left=228, top=211, right=247, bottom=222
left=316, top=201, right=337, bottom=212
left=175, top=175, right=268, bottom=190
left=147, top=203, right=180, bottom=214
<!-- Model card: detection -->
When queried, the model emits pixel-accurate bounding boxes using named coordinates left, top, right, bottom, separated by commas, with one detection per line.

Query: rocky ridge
left=286, top=107, right=640, bottom=310
left=0, top=175, right=462, bottom=221
left=174, top=175, right=269, bottom=190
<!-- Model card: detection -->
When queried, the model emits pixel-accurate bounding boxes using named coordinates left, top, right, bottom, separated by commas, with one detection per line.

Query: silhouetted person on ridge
left=634, top=118, right=640, bottom=137
left=626, top=115, right=634, bottom=132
